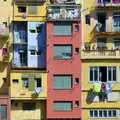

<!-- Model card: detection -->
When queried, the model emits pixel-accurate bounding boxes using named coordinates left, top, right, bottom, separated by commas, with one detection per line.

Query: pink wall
left=47, top=21, right=81, bottom=119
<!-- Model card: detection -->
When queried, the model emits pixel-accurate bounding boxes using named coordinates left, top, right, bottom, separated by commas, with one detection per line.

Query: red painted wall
left=47, top=21, right=81, bottom=119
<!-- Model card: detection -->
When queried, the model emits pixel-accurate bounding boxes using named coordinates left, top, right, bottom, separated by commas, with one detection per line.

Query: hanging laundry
left=105, top=82, right=112, bottom=93
left=2, top=48, right=8, bottom=56
left=93, top=83, right=101, bottom=93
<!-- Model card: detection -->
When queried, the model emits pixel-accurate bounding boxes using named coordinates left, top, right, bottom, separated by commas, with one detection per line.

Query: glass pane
left=108, top=67, right=112, bottom=81
left=108, top=110, right=112, bottom=117
left=94, top=67, right=98, bottom=81
left=103, top=110, right=107, bottom=117
left=99, top=110, right=103, bottom=117
left=90, top=110, right=93, bottom=117
left=54, top=102, right=72, bottom=111
left=113, top=67, right=116, bottom=81
left=53, top=45, right=72, bottom=59
left=90, top=67, right=93, bottom=81
left=53, top=22, right=72, bottom=35
left=54, top=76, right=72, bottom=89
left=113, top=110, right=117, bottom=117
left=94, top=110, right=98, bottom=117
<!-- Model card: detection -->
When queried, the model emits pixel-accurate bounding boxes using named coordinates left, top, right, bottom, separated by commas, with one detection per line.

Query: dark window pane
left=22, top=103, right=36, bottom=110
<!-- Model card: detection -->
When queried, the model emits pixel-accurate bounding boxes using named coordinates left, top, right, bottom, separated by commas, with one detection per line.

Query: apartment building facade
left=0, top=0, right=13, bottom=119
left=46, top=0, right=81, bottom=119
left=11, top=0, right=47, bottom=120
left=81, top=0, right=120, bottom=119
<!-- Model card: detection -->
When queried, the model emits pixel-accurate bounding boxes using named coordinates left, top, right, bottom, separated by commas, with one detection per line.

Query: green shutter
left=53, top=46, right=72, bottom=59
left=28, top=6, right=37, bottom=15
left=29, top=77, right=35, bottom=91
left=54, top=102, right=72, bottom=111
left=53, top=22, right=72, bottom=35
left=54, top=76, right=72, bottom=89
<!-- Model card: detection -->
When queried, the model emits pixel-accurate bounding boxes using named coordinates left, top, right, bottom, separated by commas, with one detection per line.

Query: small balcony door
left=97, top=13, right=106, bottom=32
left=113, top=13, right=120, bottom=32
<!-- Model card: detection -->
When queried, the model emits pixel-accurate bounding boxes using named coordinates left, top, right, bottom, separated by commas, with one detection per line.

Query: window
left=89, top=109, right=117, bottom=118
left=22, top=78, right=29, bottom=88
left=97, top=38, right=107, bottom=49
left=97, top=13, right=106, bottom=32
left=28, top=6, right=37, bottom=15
left=18, top=6, right=26, bottom=13
left=114, top=38, right=120, bottom=49
left=13, top=79, right=19, bottom=83
left=113, top=13, right=120, bottom=32
left=35, top=78, right=42, bottom=88
left=30, top=50, right=36, bottom=55
left=53, top=22, right=72, bottom=35
left=90, top=66, right=117, bottom=82
left=19, top=51, right=27, bottom=66
left=85, top=15, right=90, bottom=25
left=53, top=101, right=72, bottom=111
left=53, top=45, right=72, bottom=59
left=0, top=105, right=7, bottom=120
left=53, top=75, right=72, bottom=89
left=22, top=103, right=36, bottom=110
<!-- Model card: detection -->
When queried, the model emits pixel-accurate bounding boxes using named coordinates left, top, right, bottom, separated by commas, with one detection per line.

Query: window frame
left=22, top=103, right=36, bottom=111
left=53, top=21, right=72, bottom=36
left=89, top=109, right=118, bottom=118
left=53, top=74, right=73, bottom=90
left=53, top=101, right=73, bottom=112
left=53, top=44, right=73, bottom=60
left=89, top=66, right=117, bottom=83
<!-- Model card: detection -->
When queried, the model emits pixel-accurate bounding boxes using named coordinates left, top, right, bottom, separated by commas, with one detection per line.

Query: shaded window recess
left=85, top=15, right=90, bottom=25
left=18, top=6, right=26, bottom=13
left=12, top=79, right=19, bottom=83
left=22, top=103, right=36, bottom=110
left=35, top=78, right=42, bottom=88
left=97, top=13, right=106, bottom=32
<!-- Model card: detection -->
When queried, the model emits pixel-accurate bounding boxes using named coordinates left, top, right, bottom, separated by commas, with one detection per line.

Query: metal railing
left=81, top=49, right=120, bottom=59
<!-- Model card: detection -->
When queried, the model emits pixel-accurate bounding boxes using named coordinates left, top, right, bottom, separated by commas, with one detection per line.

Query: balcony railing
left=81, top=49, right=120, bottom=59
left=49, top=0, right=80, bottom=4
left=92, top=23, right=120, bottom=36
left=47, top=5, right=80, bottom=21
left=15, top=0, right=45, bottom=3
left=97, top=0, right=120, bottom=7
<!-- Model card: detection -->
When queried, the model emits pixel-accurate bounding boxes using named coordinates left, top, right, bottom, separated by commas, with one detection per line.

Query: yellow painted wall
left=0, top=0, right=12, bottom=90
left=13, top=3, right=48, bottom=21
left=11, top=100, right=46, bottom=120
left=10, top=70, right=47, bottom=99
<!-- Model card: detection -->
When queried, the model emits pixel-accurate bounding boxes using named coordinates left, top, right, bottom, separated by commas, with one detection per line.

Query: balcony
left=81, top=49, right=120, bottom=59
left=47, top=5, right=80, bottom=21
left=96, top=0, right=120, bottom=8
left=15, top=0, right=45, bottom=3
left=92, top=23, right=120, bottom=36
